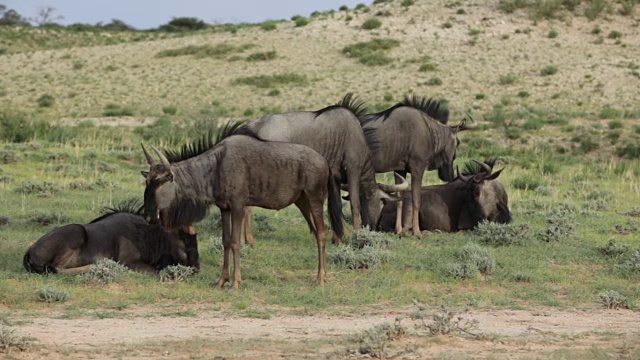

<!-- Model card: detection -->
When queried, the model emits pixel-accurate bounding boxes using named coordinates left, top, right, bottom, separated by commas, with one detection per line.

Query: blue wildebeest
left=359, top=95, right=476, bottom=238
left=142, top=124, right=343, bottom=289
left=238, top=94, right=408, bottom=244
left=23, top=200, right=198, bottom=274
left=377, top=159, right=511, bottom=232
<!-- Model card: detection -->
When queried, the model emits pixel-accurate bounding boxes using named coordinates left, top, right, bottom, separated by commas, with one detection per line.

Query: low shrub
left=14, top=180, right=62, bottom=197
left=159, top=265, right=195, bottom=282
left=538, top=203, right=577, bottom=242
left=232, top=73, right=308, bottom=88
left=541, top=65, right=558, bottom=76
left=28, top=212, right=70, bottom=226
left=597, top=290, right=630, bottom=309
left=411, top=302, right=479, bottom=336
left=342, top=38, right=400, bottom=66
left=352, top=318, right=405, bottom=358
left=361, top=17, right=382, bottom=30
left=512, top=175, right=544, bottom=190
left=103, top=104, right=134, bottom=117
left=80, top=259, right=129, bottom=283
left=0, top=150, right=18, bottom=164
left=37, top=286, right=70, bottom=303
left=162, top=105, right=178, bottom=115
left=474, top=221, right=531, bottom=246
left=294, top=16, right=309, bottom=27
left=329, top=227, right=394, bottom=269
left=246, top=50, right=277, bottom=61
left=598, top=240, right=631, bottom=257
left=449, top=243, right=495, bottom=279
left=37, top=94, right=55, bottom=108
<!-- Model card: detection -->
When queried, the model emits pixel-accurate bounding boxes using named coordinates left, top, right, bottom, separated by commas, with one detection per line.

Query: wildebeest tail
left=328, top=173, right=344, bottom=239
left=23, top=251, right=57, bottom=274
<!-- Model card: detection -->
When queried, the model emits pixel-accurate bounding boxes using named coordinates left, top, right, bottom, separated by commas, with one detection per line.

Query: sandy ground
left=4, top=305, right=639, bottom=359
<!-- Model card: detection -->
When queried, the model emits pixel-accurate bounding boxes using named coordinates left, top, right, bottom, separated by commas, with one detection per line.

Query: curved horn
left=473, top=160, right=492, bottom=175
left=378, top=172, right=409, bottom=193
left=458, top=172, right=472, bottom=182
left=141, top=143, right=157, bottom=165
left=151, top=146, right=171, bottom=169
left=453, top=112, right=478, bottom=132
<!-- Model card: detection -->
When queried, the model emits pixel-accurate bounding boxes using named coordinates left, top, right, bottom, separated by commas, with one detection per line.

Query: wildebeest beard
left=159, top=198, right=209, bottom=231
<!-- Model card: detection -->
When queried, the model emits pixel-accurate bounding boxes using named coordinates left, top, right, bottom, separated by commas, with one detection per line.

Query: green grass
left=155, top=43, right=254, bottom=59
left=342, top=38, right=400, bottom=66
left=232, top=72, right=308, bottom=88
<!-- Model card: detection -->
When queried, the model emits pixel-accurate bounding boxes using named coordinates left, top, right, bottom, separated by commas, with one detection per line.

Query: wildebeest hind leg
left=57, top=264, right=94, bottom=275
left=296, top=194, right=327, bottom=285
left=410, top=170, right=424, bottom=239
left=241, top=207, right=256, bottom=247
left=216, top=210, right=232, bottom=288
left=229, top=207, right=245, bottom=290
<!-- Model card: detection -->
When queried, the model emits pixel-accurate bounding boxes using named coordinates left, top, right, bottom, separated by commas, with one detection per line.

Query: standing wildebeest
left=23, top=200, right=198, bottom=274
left=142, top=124, right=343, bottom=289
left=359, top=95, right=476, bottom=238
left=377, top=159, right=511, bottom=232
left=238, top=94, right=407, bottom=244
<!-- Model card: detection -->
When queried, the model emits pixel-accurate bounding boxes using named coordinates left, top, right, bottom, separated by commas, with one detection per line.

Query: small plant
left=294, top=16, right=309, bottom=27
left=81, top=259, right=129, bottom=284
left=541, top=65, right=558, bottom=76
left=246, top=50, right=277, bottom=61
left=475, top=93, right=486, bottom=100
left=608, top=120, right=623, bottom=129
left=449, top=243, right=495, bottom=279
left=591, top=25, right=602, bottom=34
left=352, top=318, right=405, bottom=358
left=37, top=285, right=70, bottom=303
left=419, top=62, right=437, bottom=72
left=37, top=94, right=55, bottom=108
left=512, top=175, right=543, bottom=190
left=162, top=105, right=178, bottom=115
left=426, top=76, right=443, bottom=86
left=548, top=29, right=558, bottom=38
left=411, top=302, right=479, bottom=336
left=517, top=90, right=530, bottom=98
left=474, top=221, right=530, bottom=246
left=159, top=265, right=196, bottom=282
left=538, top=203, right=577, bottom=242
left=607, top=30, right=622, bottom=39
left=0, top=215, right=9, bottom=226
left=499, top=73, right=518, bottom=85
left=72, top=60, right=85, bottom=70
left=267, top=88, right=280, bottom=96
left=0, top=323, right=29, bottom=353
left=614, top=220, right=639, bottom=235
left=13, top=180, right=62, bottom=197
left=598, top=240, right=631, bottom=257
left=442, top=21, right=453, bottom=28
left=401, top=0, right=416, bottom=6
left=585, top=0, right=608, bottom=20
left=0, top=150, right=18, bottom=164
left=342, top=38, right=400, bottom=66
left=361, top=17, right=382, bottom=30
left=232, top=73, right=308, bottom=88
left=329, top=227, right=394, bottom=269
left=597, top=290, right=630, bottom=309
left=617, top=251, right=640, bottom=277
left=259, top=21, right=277, bottom=31
left=28, top=212, right=70, bottom=226
left=103, top=104, right=134, bottom=117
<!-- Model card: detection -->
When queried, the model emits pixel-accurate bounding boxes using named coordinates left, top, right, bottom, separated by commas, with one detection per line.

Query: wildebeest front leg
left=241, top=207, right=256, bottom=247
left=395, top=171, right=407, bottom=235
left=216, top=210, right=232, bottom=288
left=295, top=194, right=327, bottom=285
left=180, top=226, right=200, bottom=271
left=410, top=169, right=424, bottom=239
left=346, top=173, right=362, bottom=231
left=230, top=207, right=245, bottom=289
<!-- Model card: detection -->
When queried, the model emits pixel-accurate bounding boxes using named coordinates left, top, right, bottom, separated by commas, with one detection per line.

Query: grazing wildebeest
left=23, top=200, right=198, bottom=274
left=142, top=124, right=343, bottom=289
left=238, top=94, right=407, bottom=244
left=359, top=95, right=477, bottom=238
left=377, top=159, right=511, bottom=232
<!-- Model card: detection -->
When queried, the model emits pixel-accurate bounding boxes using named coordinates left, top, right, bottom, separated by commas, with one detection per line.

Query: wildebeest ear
left=486, top=168, right=504, bottom=180
left=141, top=171, right=149, bottom=178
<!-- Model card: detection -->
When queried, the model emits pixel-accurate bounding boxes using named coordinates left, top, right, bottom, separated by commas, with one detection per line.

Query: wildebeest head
left=141, top=144, right=177, bottom=226
left=343, top=173, right=409, bottom=227
left=432, top=112, right=477, bottom=183
left=459, top=160, right=511, bottom=224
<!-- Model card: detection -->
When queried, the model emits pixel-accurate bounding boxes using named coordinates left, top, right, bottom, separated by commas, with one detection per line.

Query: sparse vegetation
left=352, top=318, right=406, bottom=358
left=80, top=259, right=129, bottom=284
left=246, top=50, right=277, bottom=61
left=37, top=285, right=71, bottom=303
left=541, top=64, right=559, bottom=76
left=361, top=17, right=382, bottom=30
left=597, top=290, right=630, bottom=309
left=499, top=73, right=518, bottom=85
left=448, top=243, right=495, bottom=279
left=342, top=38, right=400, bottom=66
left=103, top=103, right=134, bottom=117
left=37, top=94, right=55, bottom=108
left=412, top=302, right=479, bottom=336
left=159, top=265, right=196, bottom=282
left=232, top=72, right=308, bottom=88
left=162, top=105, right=178, bottom=115
left=474, top=221, right=531, bottom=246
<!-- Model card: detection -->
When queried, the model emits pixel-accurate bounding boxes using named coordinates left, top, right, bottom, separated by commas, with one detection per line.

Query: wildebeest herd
left=24, top=94, right=511, bottom=289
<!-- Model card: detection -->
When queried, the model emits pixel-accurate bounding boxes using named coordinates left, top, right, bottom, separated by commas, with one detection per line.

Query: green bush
left=608, top=120, right=623, bottom=129
left=37, top=94, right=55, bottom=108
left=28, top=211, right=69, bottom=226
left=617, top=144, right=640, bottom=159
left=548, top=29, right=558, bottom=38
left=103, top=104, right=134, bottom=117
left=342, top=38, right=400, bottom=66
left=426, top=76, right=443, bottom=86
left=512, top=175, right=543, bottom=190
left=162, top=105, right=178, bottom=115
left=353, top=319, right=405, bottom=358
left=499, top=73, right=518, bottom=85
left=607, top=30, right=622, bottom=39
left=449, top=243, right=495, bottom=279
left=361, top=17, right=382, bottom=30
left=232, top=73, right=308, bottom=88
left=0, top=111, right=50, bottom=142
left=158, top=17, right=207, bottom=32
left=159, top=265, right=196, bottom=282
left=260, top=20, right=277, bottom=31
left=328, top=227, right=394, bottom=269
left=246, top=50, right=277, bottom=61
left=155, top=44, right=249, bottom=59
left=294, top=16, right=309, bottom=27
left=474, top=221, right=531, bottom=246
left=537, top=204, right=577, bottom=242
left=14, top=180, right=62, bottom=197
left=541, top=65, right=558, bottom=76
left=585, top=0, right=607, bottom=20
left=37, top=286, right=70, bottom=303
left=419, top=62, right=437, bottom=72
left=81, top=259, right=129, bottom=283
left=597, top=290, right=630, bottom=309
left=498, top=0, right=529, bottom=13
left=401, top=0, right=416, bottom=6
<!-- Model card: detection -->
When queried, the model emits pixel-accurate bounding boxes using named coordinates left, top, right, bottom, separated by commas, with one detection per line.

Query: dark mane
left=313, top=93, right=368, bottom=120
left=461, top=157, right=500, bottom=177
left=359, top=95, right=449, bottom=125
left=164, top=121, right=248, bottom=163
left=90, top=198, right=144, bottom=223
left=160, top=199, right=209, bottom=230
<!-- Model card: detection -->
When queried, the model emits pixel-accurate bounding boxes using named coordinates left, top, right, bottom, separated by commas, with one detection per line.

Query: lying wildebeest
left=238, top=94, right=407, bottom=244
left=23, top=200, right=199, bottom=274
left=377, top=159, right=511, bottom=232
left=359, top=95, right=477, bottom=238
left=142, top=123, right=343, bottom=289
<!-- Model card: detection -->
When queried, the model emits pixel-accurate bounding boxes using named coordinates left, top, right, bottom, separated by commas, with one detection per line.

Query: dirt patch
left=6, top=305, right=639, bottom=359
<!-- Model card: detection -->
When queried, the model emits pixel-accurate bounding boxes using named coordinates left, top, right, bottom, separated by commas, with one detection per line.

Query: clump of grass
left=329, top=227, right=394, bottom=269
left=474, top=221, right=530, bottom=246
left=585, top=0, right=608, bottom=20
left=498, top=0, right=529, bottom=13
left=13, top=180, right=61, bottom=197
left=155, top=44, right=251, bottom=59
left=159, top=265, right=195, bottom=282
left=617, top=251, right=640, bottom=277
left=419, top=62, right=437, bottom=72
left=103, top=104, right=134, bottom=117
left=259, top=20, right=277, bottom=31
left=548, top=29, right=558, bottom=38
left=352, top=318, right=405, bottom=358
left=538, top=203, right=577, bottom=242
left=342, top=38, right=400, bottom=66
left=0, top=150, right=18, bottom=164
left=607, top=30, right=622, bottom=39
left=37, top=94, right=55, bottom=108
left=512, top=175, right=544, bottom=190
left=294, top=16, right=309, bottom=27
left=402, top=0, right=416, bottom=6
left=232, top=72, right=308, bottom=88
left=517, top=90, right=530, bottom=98
left=0, top=323, right=30, bottom=353
left=597, top=290, right=630, bottom=309
left=253, top=213, right=276, bottom=233
left=617, top=144, right=640, bottom=159
left=28, top=212, right=70, bottom=226
left=598, top=240, right=631, bottom=257
left=448, top=243, right=495, bottom=279
left=411, top=302, right=479, bottom=336
left=361, top=17, right=382, bottom=30
left=37, top=285, right=70, bottom=303
left=499, top=73, right=518, bottom=85
left=426, top=76, right=443, bottom=86
left=162, top=105, right=178, bottom=115
left=608, top=120, right=623, bottom=129
left=614, top=220, right=639, bottom=235
left=541, top=65, right=558, bottom=76
left=81, top=259, right=129, bottom=284
left=246, top=50, right=277, bottom=61
left=0, top=215, right=9, bottom=226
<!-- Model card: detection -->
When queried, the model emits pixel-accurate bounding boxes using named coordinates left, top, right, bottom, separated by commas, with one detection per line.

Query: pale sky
left=3, top=1, right=370, bottom=29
